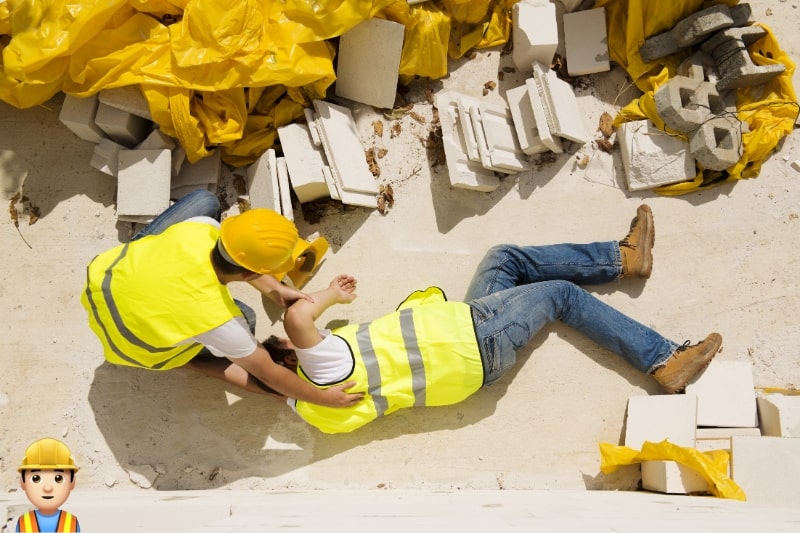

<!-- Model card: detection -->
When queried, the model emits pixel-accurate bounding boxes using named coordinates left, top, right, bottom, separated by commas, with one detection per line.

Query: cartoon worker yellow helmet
left=18, top=438, right=79, bottom=472
left=218, top=209, right=299, bottom=275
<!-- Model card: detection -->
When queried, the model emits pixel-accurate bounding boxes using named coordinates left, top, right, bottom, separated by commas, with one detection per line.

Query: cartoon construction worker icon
left=16, top=438, right=80, bottom=532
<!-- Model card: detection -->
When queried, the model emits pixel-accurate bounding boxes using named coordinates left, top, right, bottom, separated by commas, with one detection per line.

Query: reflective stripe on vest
left=81, top=221, right=241, bottom=370
left=18, top=510, right=77, bottom=532
left=295, top=290, right=483, bottom=433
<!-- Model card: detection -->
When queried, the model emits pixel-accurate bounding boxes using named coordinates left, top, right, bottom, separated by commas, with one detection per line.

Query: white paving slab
left=335, top=18, right=405, bottom=109
left=563, top=7, right=611, bottom=76
left=245, top=148, right=281, bottom=212
left=617, top=119, right=696, bottom=191
left=731, top=435, right=800, bottom=506
left=59, top=94, right=105, bottom=143
left=276, top=156, right=294, bottom=221
left=116, top=149, right=171, bottom=217
left=505, top=84, right=548, bottom=155
left=277, top=122, right=332, bottom=203
left=686, top=360, right=758, bottom=428
left=532, top=62, right=588, bottom=144
left=525, top=77, right=563, bottom=153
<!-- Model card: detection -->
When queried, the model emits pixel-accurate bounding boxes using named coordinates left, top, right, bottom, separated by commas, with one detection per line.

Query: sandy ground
left=1, top=0, right=799, bottom=498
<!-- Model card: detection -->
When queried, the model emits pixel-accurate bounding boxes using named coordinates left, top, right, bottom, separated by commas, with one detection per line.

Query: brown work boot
left=652, top=333, right=723, bottom=393
left=620, top=204, right=654, bottom=279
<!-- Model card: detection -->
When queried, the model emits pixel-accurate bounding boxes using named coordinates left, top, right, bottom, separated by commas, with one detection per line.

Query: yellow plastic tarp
left=600, top=439, right=746, bottom=500
left=0, top=0, right=512, bottom=166
left=597, top=0, right=799, bottom=195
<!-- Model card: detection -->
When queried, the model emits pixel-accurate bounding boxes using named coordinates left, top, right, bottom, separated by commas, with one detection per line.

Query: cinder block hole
left=679, top=87, right=695, bottom=109
left=707, top=93, right=726, bottom=115
left=714, top=127, right=733, bottom=149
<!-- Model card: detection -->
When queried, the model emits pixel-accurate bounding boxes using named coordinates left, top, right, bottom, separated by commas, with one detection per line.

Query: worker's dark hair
left=20, top=470, right=76, bottom=482
left=210, top=241, right=258, bottom=276
left=263, top=335, right=294, bottom=365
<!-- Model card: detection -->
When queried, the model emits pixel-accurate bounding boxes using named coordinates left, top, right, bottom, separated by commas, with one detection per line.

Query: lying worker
left=81, top=188, right=363, bottom=408
left=264, top=205, right=722, bottom=433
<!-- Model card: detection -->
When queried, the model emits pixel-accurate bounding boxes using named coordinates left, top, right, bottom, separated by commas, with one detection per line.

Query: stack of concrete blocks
left=245, top=148, right=294, bottom=221
left=60, top=90, right=221, bottom=224
left=503, top=60, right=590, bottom=157
left=435, top=90, right=531, bottom=192
left=512, top=0, right=559, bottom=72
left=639, top=4, right=754, bottom=63
left=283, top=99, right=378, bottom=208
left=616, top=119, right=696, bottom=191
left=639, top=3, right=784, bottom=91
left=563, top=7, right=610, bottom=76
left=334, top=17, right=405, bottom=109
left=624, top=394, right=709, bottom=495
left=654, top=61, right=742, bottom=171
left=688, top=360, right=800, bottom=507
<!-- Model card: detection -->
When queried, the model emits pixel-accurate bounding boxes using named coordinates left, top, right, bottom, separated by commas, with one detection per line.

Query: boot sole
left=636, top=205, right=654, bottom=278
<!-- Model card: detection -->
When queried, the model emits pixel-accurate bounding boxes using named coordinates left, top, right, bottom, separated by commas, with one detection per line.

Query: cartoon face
left=20, top=469, right=76, bottom=515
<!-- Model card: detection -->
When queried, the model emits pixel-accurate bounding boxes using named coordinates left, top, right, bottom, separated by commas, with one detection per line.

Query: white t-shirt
left=180, top=216, right=258, bottom=359
left=287, top=329, right=353, bottom=409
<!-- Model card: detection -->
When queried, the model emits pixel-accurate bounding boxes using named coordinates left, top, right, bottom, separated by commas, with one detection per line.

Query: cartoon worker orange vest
left=17, top=510, right=79, bottom=532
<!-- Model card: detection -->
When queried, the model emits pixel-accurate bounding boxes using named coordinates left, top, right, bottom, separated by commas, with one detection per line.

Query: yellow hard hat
left=218, top=208, right=299, bottom=275
left=18, top=438, right=79, bottom=472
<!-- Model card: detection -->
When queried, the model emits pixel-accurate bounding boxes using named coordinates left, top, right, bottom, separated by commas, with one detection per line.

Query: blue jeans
left=465, top=243, right=679, bottom=386
left=129, top=189, right=256, bottom=334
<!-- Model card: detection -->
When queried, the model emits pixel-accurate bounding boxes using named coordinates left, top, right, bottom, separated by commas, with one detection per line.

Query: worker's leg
left=131, top=189, right=221, bottom=241
left=464, top=242, right=621, bottom=301
left=469, top=280, right=678, bottom=385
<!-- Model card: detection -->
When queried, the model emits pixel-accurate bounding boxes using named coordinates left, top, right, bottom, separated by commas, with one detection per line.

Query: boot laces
left=675, top=340, right=693, bottom=352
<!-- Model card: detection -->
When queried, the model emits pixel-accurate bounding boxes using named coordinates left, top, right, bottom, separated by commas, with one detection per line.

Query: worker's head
left=18, top=438, right=79, bottom=514
left=263, top=335, right=298, bottom=371
left=216, top=209, right=299, bottom=276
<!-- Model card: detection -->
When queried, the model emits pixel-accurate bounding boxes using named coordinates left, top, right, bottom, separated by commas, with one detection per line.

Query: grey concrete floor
left=1, top=0, right=799, bottom=509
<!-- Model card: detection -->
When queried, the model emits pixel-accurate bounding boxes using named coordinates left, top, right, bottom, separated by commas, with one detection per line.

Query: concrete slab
left=277, top=122, right=331, bottom=203
left=116, top=149, right=171, bottom=217
left=686, top=361, right=758, bottom=428
left=563, top=7, right=610, bottom=76
left=335, top=18, right=405, bottom=109
left=731, top=436, right=800, bottom=507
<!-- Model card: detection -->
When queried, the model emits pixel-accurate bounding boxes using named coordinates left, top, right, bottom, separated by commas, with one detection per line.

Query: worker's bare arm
left=233, top=344, right=363, bottom=407
left=248, top=274, right=314, bottom=308
left=284, top=275, right=358, bottom=349
left=183, top=356, right=286, bottom=400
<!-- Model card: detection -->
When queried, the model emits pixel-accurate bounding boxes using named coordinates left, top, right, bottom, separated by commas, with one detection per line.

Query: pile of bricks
left=623, top=360, right=800, bottom=505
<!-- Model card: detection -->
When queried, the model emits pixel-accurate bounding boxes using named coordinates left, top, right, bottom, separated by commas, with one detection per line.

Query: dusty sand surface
left=2, top=0, right=799, bottom=497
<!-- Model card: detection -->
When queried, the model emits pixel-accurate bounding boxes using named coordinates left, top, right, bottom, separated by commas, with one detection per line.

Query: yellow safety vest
left=18, top=509, right=79, bottom=532
left=295, top=287, right=484, bottom=433
left=81, top=221, right=242, bottom=370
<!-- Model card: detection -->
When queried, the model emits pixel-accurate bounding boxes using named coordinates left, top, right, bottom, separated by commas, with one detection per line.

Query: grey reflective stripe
left=398, top=308, right=426, bottom=406
left=86, top=249, right=200, bottom=369
left=356, top=324, right=388, bottom=417
left=355, top=309, right=428, bottom=417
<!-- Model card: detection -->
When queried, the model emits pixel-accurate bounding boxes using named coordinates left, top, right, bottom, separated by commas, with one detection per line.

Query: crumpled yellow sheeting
left=597, top=0, right=798, bottom=195
left=0, top=0, right=513, bottom=166
left=599, top=440, right=746, bottom=500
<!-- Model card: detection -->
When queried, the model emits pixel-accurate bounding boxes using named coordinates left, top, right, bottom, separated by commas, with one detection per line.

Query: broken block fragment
left=512, top=1, right=558, bottom=72
left=617, top=120, right=696, bottom=191
left=59, top=94, right=106, bottom=144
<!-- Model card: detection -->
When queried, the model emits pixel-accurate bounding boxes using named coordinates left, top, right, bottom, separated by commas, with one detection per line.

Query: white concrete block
left=59, top=94, right=106, bottom=143
left=321, top=167, right=376, bottom=208
left=98, top=86, right=153, bottom=120
left=90, top=138, right=124, bottom=177
left=116, top=149, right=171, bottom=217
left=312, top=100, right=378, bottom=195
left=277, top=122, right=332, bottom=203
left=304, top=109, right=322, bottom=146
left=731, top=436, right=800, bottom=506
left=433, top=91, right=500, bottom=192
left=757, top=393, right=800, bottom=437
left=512, top=1, right=559, bottom=72
left=94, top=102, right=151, bottom=147
left=564, top=7, right=610, bottom=76
left=685, top=360, right=758, bottom=428
left=457, top=97, right=482, bottom=163
left=137, top=129, right=176, bottom=151
left=617, top=119, right=696, bottom=191
left=641, top=460, right=708, bottom=495
left=525, top=78, right=563, bottom=154
left=335, top=18, right=404, bottom=109
left=532, top=62, right=588, bottom=144
left=696, top=427, right=762, bottom=439
left=471, top=104, right=529, bottom=172
left=172, top=150, right=221, bottom=190
left=245, top=148, right=281, bottom=213
left=625, top=394, right=698, bottom=449
left=276, top=156, right=294, bottom=222
left=505, top=84, right=547, bottom=155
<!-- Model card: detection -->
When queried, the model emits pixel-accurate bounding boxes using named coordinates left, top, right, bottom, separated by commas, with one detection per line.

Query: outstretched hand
left=329, top=274, right=357, bottom=304
left=323, top=380, right=364, bottom=407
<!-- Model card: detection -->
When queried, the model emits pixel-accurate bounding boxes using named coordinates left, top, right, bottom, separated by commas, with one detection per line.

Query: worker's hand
left=272, top=283, right=314, bottom=308
left=322, top=380, right=364, bottom=407
left=329, top=274, right=357, bottom=304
